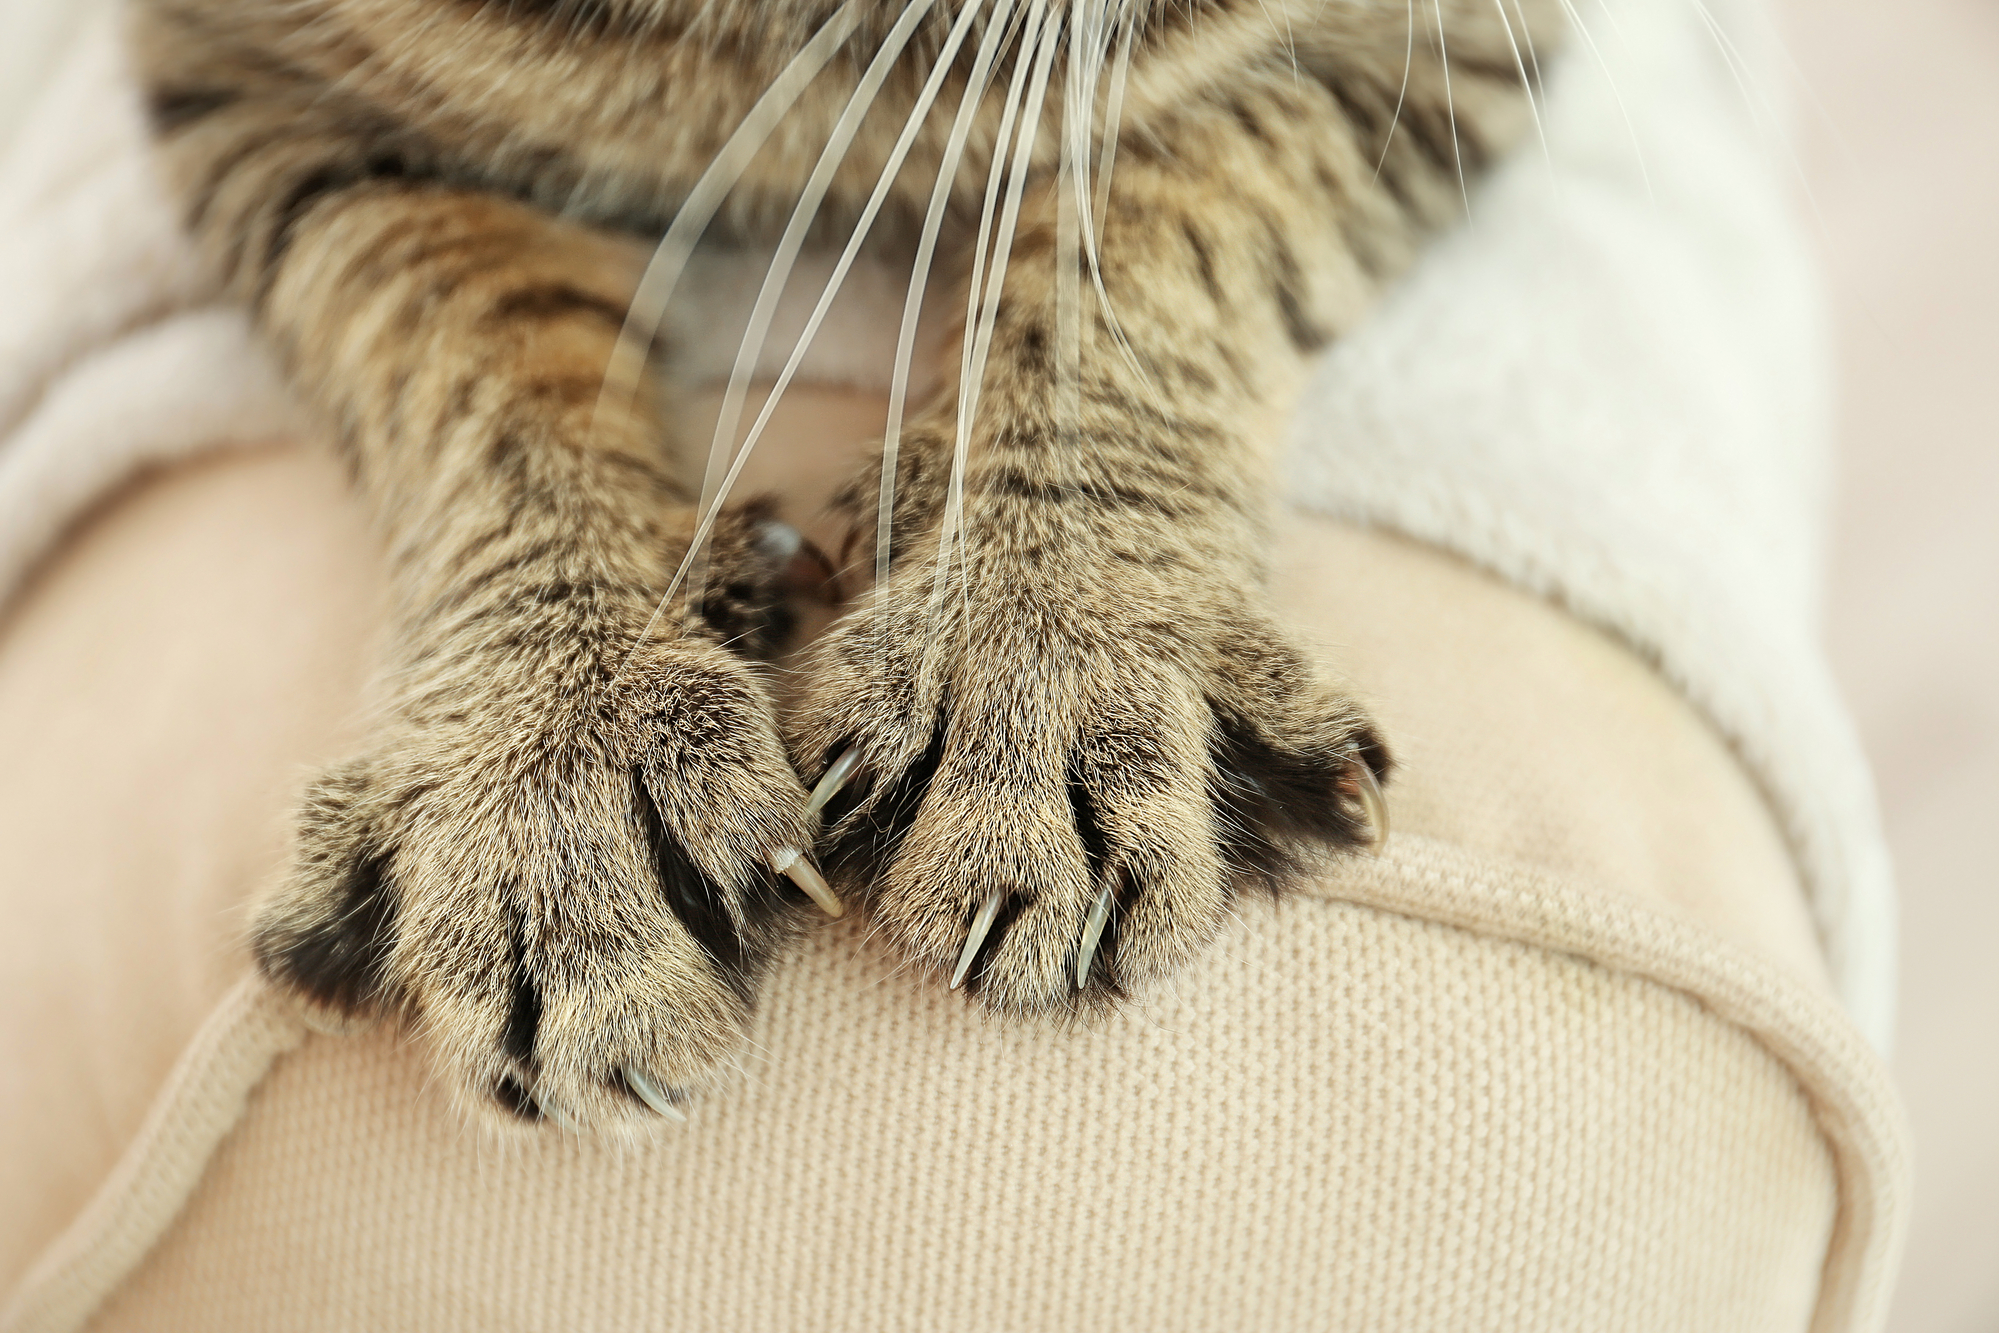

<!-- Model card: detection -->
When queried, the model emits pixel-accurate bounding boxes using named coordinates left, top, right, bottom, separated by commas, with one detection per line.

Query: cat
left=128, top=0, right=1558, bottom=1131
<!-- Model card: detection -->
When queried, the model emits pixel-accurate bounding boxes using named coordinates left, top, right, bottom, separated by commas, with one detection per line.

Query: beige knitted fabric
left=79, top=859, right=1847, bottom=1332
left=0, top=438, right=1907, bottom=1332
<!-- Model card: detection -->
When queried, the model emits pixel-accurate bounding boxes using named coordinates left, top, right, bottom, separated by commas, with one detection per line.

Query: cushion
left=0, top=413, right=1907, bottom=1330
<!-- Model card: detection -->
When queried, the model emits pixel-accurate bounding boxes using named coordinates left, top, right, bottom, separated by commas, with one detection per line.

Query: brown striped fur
left=129, top=0, right=1561, bottom=1131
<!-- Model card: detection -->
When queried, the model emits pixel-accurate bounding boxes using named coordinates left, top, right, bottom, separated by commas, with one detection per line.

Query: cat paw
left=254, top=638, right=829, bottom=1132
left=786, top=577, right=1388, bottom=1016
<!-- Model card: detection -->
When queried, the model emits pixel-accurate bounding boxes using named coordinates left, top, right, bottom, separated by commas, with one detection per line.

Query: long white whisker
left=1374, top=0, right=1416, bottom=179
left=1675, top=0, right=1841, bottom=268
left=1061, top=0, right=1103, bottom=414
left=1063, top=0, right=1133, bottom=409
left=955, top=0, right=1049, bottom=444
left=1430, top=0, right=1473, bottom=217
left=1056, top=50, right=1082, bottom=446
left=921, top=0, right=1052, bottom=627
left=1551, top=0, right=1652, bottom=199
left=1092, top=4, right=1135, bottom=237
left=1507, top=0, right=1548, bottom=95
left=1082, top=0, right=1144, bottom=375
left=938, top=0, right=1064, bottom=628
left=591, top=3, right=862, bottom=437
left=698, top=0, right=941, bottom=509
left=725, top=0, right=990, bottom=547
left=1689, top=0, right=1852, bottom=178
left=941, top=0, right=1062, bottom=583
left=630, top=0, right=942, bottom=666
left=1681, top=0, right=1775, bottom=132
left=1256, top=0, right=1301, bottom=81
left=879, top=0, right=1025, bottom=587
left=1490, top=0, right=1551, bottom=168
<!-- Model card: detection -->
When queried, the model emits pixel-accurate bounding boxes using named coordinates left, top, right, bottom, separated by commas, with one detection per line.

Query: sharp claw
left=623, top=1068, right=690, bottom=1123
left=772, top=847, right=844, bottom=917
left=542, top=1100, right=581, bottom=1134
left=1075, top=883, right=1116, bottom=990
left=805, top=746, right=865, bottom=820
left=951, top=889, right=1005, bottom=990
left=1355, top=761, right=1390, bottom=854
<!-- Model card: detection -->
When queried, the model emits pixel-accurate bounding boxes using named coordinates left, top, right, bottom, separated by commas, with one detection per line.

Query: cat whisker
left=933, top=0, right=1063, bottom=651
left=880, top=0, right=1026, bottom=596
left=1081, top=0, right=1143, bottom=377
left=1429, top=0, right=1475, bottom=218
left=1373, top=0, right=1417, bottom=181
left=1490, top=0, right=1552, bottom=167
left=601, top=3, right=868, bottom=688
left=1509, top=0, right=1549, bottom=94
left=935, top=0, right=1055, bottom=633
left=1678, top=0, right=1843, bottom=254
left=666, top=0, right=947, bottom=629
left=1549, top=0, right=1653, bottom=200
left=594, top=1, right=864, bottom=441
left=703, top=0, right=989, bottom=594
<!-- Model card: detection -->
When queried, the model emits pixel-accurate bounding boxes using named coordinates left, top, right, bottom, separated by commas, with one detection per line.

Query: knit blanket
left=0, top=0, right=1893, bottom=1046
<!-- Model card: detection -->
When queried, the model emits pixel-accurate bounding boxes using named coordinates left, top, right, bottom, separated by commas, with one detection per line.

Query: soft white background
left=2, top=0, right=1993, bottom=1327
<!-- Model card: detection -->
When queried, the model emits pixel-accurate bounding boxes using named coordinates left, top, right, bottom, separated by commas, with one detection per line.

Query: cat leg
left=137, top=45, right=829, bottom=1132
left=788, top=68, right=1423, bottom=1014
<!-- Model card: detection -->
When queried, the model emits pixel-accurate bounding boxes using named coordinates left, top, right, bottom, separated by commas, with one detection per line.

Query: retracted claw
left=1075, top=883, right=1116, bottom=991
left=951, top=889, right=1005, bottom=990
left=623, top=1068, right=690, bottom=1123
left=805, top=746, right=865, bottom=820
left=772, top=847, right=844, bottom=917
left=1354, top=761, right=1390, bottom=854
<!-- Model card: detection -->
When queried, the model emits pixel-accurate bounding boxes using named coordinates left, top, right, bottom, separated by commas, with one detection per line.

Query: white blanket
left=0, top=0, right=1894, bottom=1047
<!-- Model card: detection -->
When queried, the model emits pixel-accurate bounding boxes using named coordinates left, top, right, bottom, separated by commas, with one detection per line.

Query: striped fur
left=130, top=0, right=1560, bottom=1131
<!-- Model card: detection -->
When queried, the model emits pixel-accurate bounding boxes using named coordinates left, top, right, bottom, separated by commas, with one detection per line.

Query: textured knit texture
left=3, top=842, right=1905, bottom=1333
left=114, top=882, right=1838, bottom=1331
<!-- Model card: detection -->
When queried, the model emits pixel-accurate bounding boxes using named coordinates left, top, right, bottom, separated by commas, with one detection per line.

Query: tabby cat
left=129, top=0, right=1558, bottom=1130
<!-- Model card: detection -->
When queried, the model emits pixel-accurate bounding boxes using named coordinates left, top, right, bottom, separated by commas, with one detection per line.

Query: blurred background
left=3, top=0, right=1994, bottom=1326
left=1776, top=0, right=1999, bottom=1327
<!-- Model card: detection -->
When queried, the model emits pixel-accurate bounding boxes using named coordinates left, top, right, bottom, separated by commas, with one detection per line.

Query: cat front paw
left=254, top=637, right=829, bottom=1132
left=786, top=569, right=1388, bottom=1016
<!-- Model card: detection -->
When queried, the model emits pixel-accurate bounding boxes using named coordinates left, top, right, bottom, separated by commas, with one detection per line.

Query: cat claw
left=622, top=1067, right=690, bottom=1123
left=772, top=847, right=843, bottom=917
left=1075, top=882, right=1116, bottom=990
left=951, top=889, right=1005, bottom=990
left=1354, top=760, right=1390, bottom=854
left=805, top=746, right=865, bottom=819
left=541, top=1100, right=582, bottom=1133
